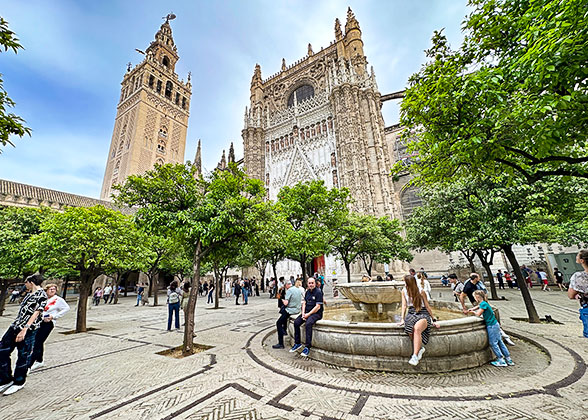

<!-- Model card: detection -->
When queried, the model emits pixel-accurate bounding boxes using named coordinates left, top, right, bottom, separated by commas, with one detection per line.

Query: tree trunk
left=475, top=250, right=498, bottom=300
left=0, top=280, right=10, bottom=316
left=61, top=278, right=69, bottom=299
left=461, top=250, right=476, bottom=273
left=300, top=255, right=307, bottom=286
left=214, top=267, right=221, bottom=309
left=75, top=271, right=94, bottom=333
left=113, top=273, right=121, bottom=304
left=184, top=241, right=201, bottom=355
left=272, top=262, right=278, bottom=281
left=502, top=244, right=540, bottom=323
left=152, top=273, right=159, bottom=307
left=344, top=261, right=351, bottom=283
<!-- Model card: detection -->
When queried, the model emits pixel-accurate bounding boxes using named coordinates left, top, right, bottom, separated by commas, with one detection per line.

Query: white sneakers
left=3, top=384, right=24, bottom=395
left=29, top=361, right=45, bottom=372
left=409, top=347, right=426, bottom=366
left=0, top=382, right=13, bottom=393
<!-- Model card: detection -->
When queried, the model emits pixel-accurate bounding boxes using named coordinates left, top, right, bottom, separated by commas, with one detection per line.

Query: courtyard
left=1, top=287, right=586, bottom=420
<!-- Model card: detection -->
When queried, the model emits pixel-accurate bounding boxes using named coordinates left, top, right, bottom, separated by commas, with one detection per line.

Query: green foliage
left=0, top=206, right=50, bottom=280
left=0, top=17, right=31, bottom=151
left=332, top=213, right=412, bottom=281
left=276, top=180, right=350, bottom=279
left=30, top=205, right=140, bottom=278
left=398, top=0, right=588, bottom=185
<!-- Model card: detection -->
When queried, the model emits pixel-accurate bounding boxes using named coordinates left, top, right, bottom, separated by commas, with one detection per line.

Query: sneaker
left=301, top=347, right=310, bottom=357
left=0, top=382, right=13, bottom=393
left=408, top=355, right=419, bottom=366
left=29, top=361, right=44, bottom=372
left=272, top=343, right=285, bottom=349
left=3, top=384, right=24, bottom=395
left=491, top=359, right=507, bottom=367
left=506, top=358, right=515, bottom=366
left=504, top=337, right=516, bottom=346
left=289, top=343, right=302, bottom=353
left=417, top=347, right=426, bottom=361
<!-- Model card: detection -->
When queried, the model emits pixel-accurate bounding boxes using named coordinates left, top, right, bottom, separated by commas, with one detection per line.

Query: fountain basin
left=287, top=301, right=493, bottom=373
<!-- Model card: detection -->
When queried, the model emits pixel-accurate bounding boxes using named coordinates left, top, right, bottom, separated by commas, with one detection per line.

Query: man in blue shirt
left=290, top=277, right=323, bottom=357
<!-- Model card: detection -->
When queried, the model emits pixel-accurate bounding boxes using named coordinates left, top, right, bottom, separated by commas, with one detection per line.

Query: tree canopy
left=397, top=0, right=588, bottom=185
left=0, top=17, right=31, bottom=152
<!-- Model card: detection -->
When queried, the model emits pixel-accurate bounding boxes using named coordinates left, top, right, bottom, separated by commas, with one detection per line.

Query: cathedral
left=242, top=8, right=421, bottom=277
left=100, top=17, right=191, bottom=200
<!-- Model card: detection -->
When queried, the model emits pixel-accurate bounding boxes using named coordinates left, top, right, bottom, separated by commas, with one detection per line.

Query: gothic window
left=165, top=81, right=173, bottom=99
left=400, top=186, right=423, bottom=219
left=156, top=80, right=162, bottom=94
left=118, top=141, right=124, bottom=153
left=111, top=178, right=118, bottom=189
left=266, top=173, right=270, bottom=185
left=266, top=142, right=270, bottom=153
left=331, top=152, right=336, bottom=167
left=287, top=84, right=314, bottom=107
left=162, top=56, right=170, bottom=68
left=148, top=75, right=155, bottom=88
left=332, top=170, right=338, bottom=187
left=155, top=157, right=165, bottom=166
left=113, top=159, right=120, bottom=174
left=175, top=92, right=180, bottom=105
left=182, top=97, right=187, bottom=109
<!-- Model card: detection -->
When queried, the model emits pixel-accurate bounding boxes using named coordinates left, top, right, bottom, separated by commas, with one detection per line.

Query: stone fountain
left=287, top=281, right=493, bottom=373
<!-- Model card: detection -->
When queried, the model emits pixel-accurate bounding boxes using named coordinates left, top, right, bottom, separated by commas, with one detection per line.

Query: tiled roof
left=0, top=179, right=134, bottom=214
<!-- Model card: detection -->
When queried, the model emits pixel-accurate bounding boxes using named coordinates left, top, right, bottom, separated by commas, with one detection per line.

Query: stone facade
left=100, top=19, right=191, bottom=200
left=242, top=8, right=399, bottom=219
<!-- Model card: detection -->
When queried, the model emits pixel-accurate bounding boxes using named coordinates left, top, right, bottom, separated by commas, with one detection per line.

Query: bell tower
left=100, top=16, right=191, bottom=200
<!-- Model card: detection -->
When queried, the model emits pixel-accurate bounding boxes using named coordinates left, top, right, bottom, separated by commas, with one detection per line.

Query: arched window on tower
left=156, top=80, right=162, bottom=94
left=165, top=81, right=173, bottom=99
left=287, top=84, right=315, bottom=107
left=159, top=126, right=168, bottom=138
left=182, top=97, right=187, bottom=109
left=148, top=75, right=155, bottom=88
left=175, top=92, right=180, bottom=105
left=155, top=157, right=165, bottom=166
left=162, top=56, right=170, bottom=68
left=157, top=139, right=166, bottom=155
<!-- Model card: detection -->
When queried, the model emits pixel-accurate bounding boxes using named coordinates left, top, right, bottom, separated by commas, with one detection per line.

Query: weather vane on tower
left=163, top=13, right=176, bottom=23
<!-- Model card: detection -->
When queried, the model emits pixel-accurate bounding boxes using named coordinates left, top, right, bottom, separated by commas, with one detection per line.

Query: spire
left=334, top=18, right=342, bottom=40
left=228, top=142, right=235, bottom=164
left=193, top=139, right=202, bottom=178
left=308, top=43, right=314, bottom=56
left=345, top=7, right=360, bottom=33
left=218, top=150, right=227, bottom=170
left=251, top=63, right=262, bottom=85
left=281, top=58, right=287, bottom=72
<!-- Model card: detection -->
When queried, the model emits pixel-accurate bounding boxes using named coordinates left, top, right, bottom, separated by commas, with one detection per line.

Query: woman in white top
left=416, top=272, right=432, bottom=301
left=29, top=283, right=70, bottom=371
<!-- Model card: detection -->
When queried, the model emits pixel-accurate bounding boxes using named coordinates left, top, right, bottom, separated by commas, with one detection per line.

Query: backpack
left=169, top=291, right=180, bottom=304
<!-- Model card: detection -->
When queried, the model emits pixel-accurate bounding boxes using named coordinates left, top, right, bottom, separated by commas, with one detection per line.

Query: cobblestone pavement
left=0, top=287, right=586, bottom=420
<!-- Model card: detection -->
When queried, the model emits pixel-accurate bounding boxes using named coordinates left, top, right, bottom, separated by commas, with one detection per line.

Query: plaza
left=1, top=286, right=586, bottom=420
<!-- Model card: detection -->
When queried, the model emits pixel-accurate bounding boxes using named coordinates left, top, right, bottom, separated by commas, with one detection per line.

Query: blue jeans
left=487, top=323, right=510, bottom=360
left=243, top=289, right=249, bottom=304
left=293, top=313, right=322, bottom=348
left=580, top=307, right=588, bottom=338
left=167, top=302, right=180, bottom=330
left=0, top=326, right=38, bottom=386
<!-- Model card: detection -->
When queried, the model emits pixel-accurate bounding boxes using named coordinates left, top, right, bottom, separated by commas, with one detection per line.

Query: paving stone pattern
left=0, top=287, right=586, bottom=419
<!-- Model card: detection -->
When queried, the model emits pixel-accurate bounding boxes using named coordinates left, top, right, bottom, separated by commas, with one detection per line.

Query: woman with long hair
left=400, top=274, right=439, bottom=366
left=416, top=272, right=432, bottom=301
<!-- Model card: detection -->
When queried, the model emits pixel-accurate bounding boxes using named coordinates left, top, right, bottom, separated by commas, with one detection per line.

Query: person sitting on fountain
left=399, top=274, right=440, bottom=366
left=290, top=277, right=323, bottom=357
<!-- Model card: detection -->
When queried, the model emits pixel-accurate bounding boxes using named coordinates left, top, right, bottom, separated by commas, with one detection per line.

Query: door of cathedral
left=312, top=256, right=326, bottom=276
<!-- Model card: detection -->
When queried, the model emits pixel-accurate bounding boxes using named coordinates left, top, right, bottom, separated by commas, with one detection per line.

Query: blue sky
left=0, top=0, right=468, bottom=198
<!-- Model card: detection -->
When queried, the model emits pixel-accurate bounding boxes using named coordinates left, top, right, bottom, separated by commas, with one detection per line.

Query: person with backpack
left=167, top=281, right=182, bottom=331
